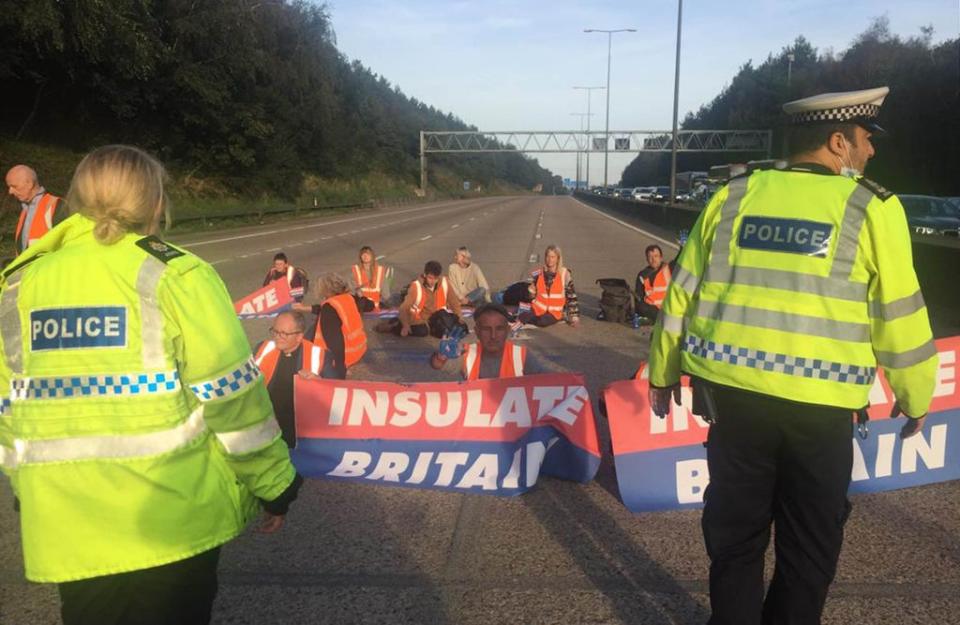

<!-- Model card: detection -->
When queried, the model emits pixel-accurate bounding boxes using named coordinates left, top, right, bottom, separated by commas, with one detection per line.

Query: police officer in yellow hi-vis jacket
left=648, top=88, right=937, bottom=625
left=0, top=145, right=303, bottom=625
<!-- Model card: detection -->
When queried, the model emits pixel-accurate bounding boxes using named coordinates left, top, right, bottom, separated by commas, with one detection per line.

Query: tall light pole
left=570, top=112, right=594, bottom=190
left=669, top=0, right=683, bottom=205
left=573, top=85, right=604, bottom=189
left=584, top=28, right=635, bottom=190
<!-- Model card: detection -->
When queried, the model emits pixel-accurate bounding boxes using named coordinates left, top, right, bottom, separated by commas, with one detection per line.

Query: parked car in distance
left=650, top=186, right=673, bottom=202
left=632, top=186, right=656, bottom=201
left=899, top=195, right=960, bottom=237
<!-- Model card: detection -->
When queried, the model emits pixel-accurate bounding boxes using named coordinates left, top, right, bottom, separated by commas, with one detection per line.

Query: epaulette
left=136, top=236, right=186, bottom=263
left=856, top=176, right=893, bottom=201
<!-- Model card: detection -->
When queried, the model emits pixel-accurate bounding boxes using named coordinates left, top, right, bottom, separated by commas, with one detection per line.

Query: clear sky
left=329, top=0, right=960, bottom=183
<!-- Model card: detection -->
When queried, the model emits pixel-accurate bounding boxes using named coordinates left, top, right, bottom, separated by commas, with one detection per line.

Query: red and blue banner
left=234, top=279, right=293, bottom=319
left=604, top=335, right=960, bottom=513
left=292, top=373, right=601, bottom=494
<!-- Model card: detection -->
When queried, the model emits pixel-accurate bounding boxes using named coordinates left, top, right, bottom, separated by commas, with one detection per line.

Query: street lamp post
left=584, top=29, right=635, bottom=190
left=569, top=112, right=594, bottom=190
left=669, top=0, right=683, bottom=206
left=573, top=85, right=604, bottom=190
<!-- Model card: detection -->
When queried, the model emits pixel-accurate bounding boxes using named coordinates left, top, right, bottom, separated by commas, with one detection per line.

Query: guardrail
left=574, top=191, right=960, bottom=337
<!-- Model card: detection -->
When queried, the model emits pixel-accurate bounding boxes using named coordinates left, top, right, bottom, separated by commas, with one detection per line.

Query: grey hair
left=455, top=246, right=471, bottom=260
left=276, top=310, right=307, bottom=332
left=314, top=271, right=350, bottom=301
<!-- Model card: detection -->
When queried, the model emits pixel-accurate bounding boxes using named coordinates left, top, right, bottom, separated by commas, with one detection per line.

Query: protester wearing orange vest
left=430, top=303, right=549, bottom=379
left=6, top=164, right=65, bottom=254
left=518, top=244, right=580, bottom=328
left=262, top=252, right=308, bottom=302
left=378, top=260, right=464, bottom=338
left=634, top=244, right=678, bottom=323
left=304, top=272, right=367, bottom=376
left=351, top=245, right=391, bottom=309
left=252, top=311, right=323, bottom=447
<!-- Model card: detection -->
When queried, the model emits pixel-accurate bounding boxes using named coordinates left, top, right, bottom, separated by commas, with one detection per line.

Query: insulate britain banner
left=292, top=374, right=601, bottom=494
left=234, top=278, right=293, bottom=319
left=604, top=335, right=960, bottom=513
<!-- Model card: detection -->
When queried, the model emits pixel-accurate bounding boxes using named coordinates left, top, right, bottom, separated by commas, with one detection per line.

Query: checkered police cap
left=783, top=86, right=889, bottom=131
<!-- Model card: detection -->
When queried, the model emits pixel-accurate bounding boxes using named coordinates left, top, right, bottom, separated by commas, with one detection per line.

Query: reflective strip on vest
left=695, top=300, right=872, bottom=343
left=11, top=370, right=180, bottom=401
left=532, top=270, right=566, bottom=317
left=10, top=406, right=207, bottom=468
left=671, top=266, right=700, bottom=296
left=661, top=312, right=684, bottom=334
left=683, top=333, right=876, bottom=385
left=702, top=178, right=869, bottom=301
left=464, top=343, right=479, bottom=378
left=411, top=278, right=448, bottom=318
left=0, top=279, right=23, bottom=375
left=353, top=264, right=384, bottom=299
left=869, top=289, right=927, bottom=321
left=215, top=417, right=281, bottom=455
left=463, top=342, right=525, bottom=380
left=136, top=256, right=168, bottom=369
left=509, top=343, right=525, bottom=375
left=643, top=264, right=672, bottom=307
left=308, top=343, right=322, bottom=373
left=254, top=341, right=277, bottom=367
left=189, top=357, right=261, bottom=402
left=874, top=340, right=938, bottom=369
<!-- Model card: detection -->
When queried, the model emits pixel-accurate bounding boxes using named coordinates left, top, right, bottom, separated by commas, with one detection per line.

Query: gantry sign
left=418, top=129, right=773, bottom=192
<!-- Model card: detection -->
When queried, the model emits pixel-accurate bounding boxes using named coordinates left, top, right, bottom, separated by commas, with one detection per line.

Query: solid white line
left=266, top=247, right=281, bottom=252
left=375, top=255, right=386, bottom=260
left=451, top=224, right=460, bottom=229
left=179, top=199, right=489, bottom=248
left=571, top=197, right=679, bottom=249
left=420, top=234, right=432, bottom=241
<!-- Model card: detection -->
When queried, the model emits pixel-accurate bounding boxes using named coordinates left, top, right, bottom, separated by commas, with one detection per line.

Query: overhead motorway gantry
left=418, top=129, right=773, bottom=193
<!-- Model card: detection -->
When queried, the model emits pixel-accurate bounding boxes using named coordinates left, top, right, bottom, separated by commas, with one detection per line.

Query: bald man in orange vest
left=6, top=164, right=65, bottom=254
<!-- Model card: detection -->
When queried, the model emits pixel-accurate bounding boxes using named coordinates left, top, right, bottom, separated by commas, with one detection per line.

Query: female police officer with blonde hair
left=0, top=145, right=302, bottom=625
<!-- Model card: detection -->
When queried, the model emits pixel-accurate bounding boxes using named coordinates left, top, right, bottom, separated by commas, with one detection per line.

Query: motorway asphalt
left=1, top=195, right=958, bottom=625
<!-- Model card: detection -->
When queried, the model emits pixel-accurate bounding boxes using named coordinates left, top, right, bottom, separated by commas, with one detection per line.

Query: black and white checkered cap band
left=789, top=103, right=880, bottom=124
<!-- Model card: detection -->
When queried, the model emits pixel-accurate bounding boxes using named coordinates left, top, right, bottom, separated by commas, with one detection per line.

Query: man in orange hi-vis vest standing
left=6, top=164, right=65, bottom=254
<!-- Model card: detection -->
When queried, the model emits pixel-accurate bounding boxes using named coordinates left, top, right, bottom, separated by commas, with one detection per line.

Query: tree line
left=0, top=0, right=555, bottom=195
left=621, top=18, right=960, bottom=195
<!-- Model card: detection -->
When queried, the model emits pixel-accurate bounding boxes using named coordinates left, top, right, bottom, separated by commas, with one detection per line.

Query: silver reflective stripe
left=215, top=418, right=281, bottom=455
left=464, top=344, right=479, bottom=377
left=13, top=406, right=206, bottom=467
left=0, top=444, right=14, bottom=471
left=869, top=290, right=926, bottom=321
left=254, top=341, right=277, bottom=367
left=511, top=344, right=524, bottom=375
left=829, top=185, right=873, bottom=280
left=661, top=312, right=684, bottom=334
left=309, top=344, right=322, bottom=374
left=875, top=340, right=938, bottom=369
left=671, top=266, right=700, bottom=296
left=697, top=300, right=871, bottom=342
left=726, top=265, right=868, bottom=301
left=706, top=177, right=749, bottom=272
left=0, top=280, right=23, bottom=375
left=137, top=256, right=168, bottom=369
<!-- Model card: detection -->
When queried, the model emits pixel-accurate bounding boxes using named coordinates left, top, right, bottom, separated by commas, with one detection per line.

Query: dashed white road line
left=419, top=234, right=432, bottom=241
left=451, top=224, right=460, bottom=229
left=376, top=255, right=387, bottom=260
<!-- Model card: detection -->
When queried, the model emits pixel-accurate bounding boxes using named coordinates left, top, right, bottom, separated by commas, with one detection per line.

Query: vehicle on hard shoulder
left=899, top=195, right=960, bottom=237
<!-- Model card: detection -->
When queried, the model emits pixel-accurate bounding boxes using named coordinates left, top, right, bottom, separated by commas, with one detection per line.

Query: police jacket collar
left=786, top=162, right=836, bottom=175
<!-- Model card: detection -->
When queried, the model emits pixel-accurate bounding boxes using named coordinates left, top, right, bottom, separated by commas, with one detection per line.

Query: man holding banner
left=647, top=87, right=938, bottom=625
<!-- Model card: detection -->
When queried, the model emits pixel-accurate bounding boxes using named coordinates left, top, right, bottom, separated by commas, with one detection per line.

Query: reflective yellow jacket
left=0, top=214, right=296, bottom=582
left=649, top=167, right=937, bottom=417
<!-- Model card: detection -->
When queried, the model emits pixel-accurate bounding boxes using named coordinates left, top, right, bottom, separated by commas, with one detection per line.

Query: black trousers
left=59, top=547, right=221, bottom=625
left=635, top=301, right=661, bottom=321
left=701, top=383, right=853, bottom=625
left=517, top=311, right=559, bottom=327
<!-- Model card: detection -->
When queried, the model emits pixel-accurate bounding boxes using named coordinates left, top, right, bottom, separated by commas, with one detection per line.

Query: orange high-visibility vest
left=352, top=263, right=386, bottom=308
left=531, top=268, right=567, bottom=320
left=410, top=277, right=450, bottom=320
left=642, top=264, right=672, bottom=308
left=15, top=193, right=59, bottom=251
left=254, top=339, right=324, bottom=384
left=462, top=341, right=527, bottom=380
left=314, top=293, right=367, bottom=367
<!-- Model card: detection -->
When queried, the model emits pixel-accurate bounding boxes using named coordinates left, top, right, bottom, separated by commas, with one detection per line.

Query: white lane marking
left=210, top=259, right=229, bottom=265
left=469, top=217, right=476, bottom=221
left=376, top=255, right=386, bottom=260
left=320, top=236, right=332, bottom=240
left=451, top=224, right=460, bottom=229
left=572, top=197, right=679, bottom=249
left=179, top=199, right=491, bottom=248
left=528, top=254, right=538, bottom=263
left=266, top=247, right=281, bottom=252
left=420, top=235, right=432, bottom=241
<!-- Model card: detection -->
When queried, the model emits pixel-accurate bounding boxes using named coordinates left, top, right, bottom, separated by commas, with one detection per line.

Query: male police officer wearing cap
left=647, top=87, right=937, bottom=625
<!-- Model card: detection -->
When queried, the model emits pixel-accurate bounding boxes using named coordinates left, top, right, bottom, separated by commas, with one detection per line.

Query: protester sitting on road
left=6, top=164, right=66, bottom=254
left=301, top=272, right=368, bottom=377
left=518, top=244, right=580, bottom=327
left=263, top=252, right=309, bottom=302
left=0, top=144, right=301, bottom=625
left=448, top=246, right=491, bottom=307
left=634, top=244, right=678, bottom=323
left=430, top=303, right=549, bottom=379
left=351, top=245, right=391, bottom=309
left=376, top=260, right=464, bottom=338
left=253, top=311, right=324, bottom=447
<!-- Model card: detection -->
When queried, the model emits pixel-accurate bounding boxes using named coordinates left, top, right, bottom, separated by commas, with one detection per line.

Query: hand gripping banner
left=234, top=278, right=293, bottom=319
left=604, top=335, right=960, bottom=513
left=292, top=374, right=601, bottom=494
